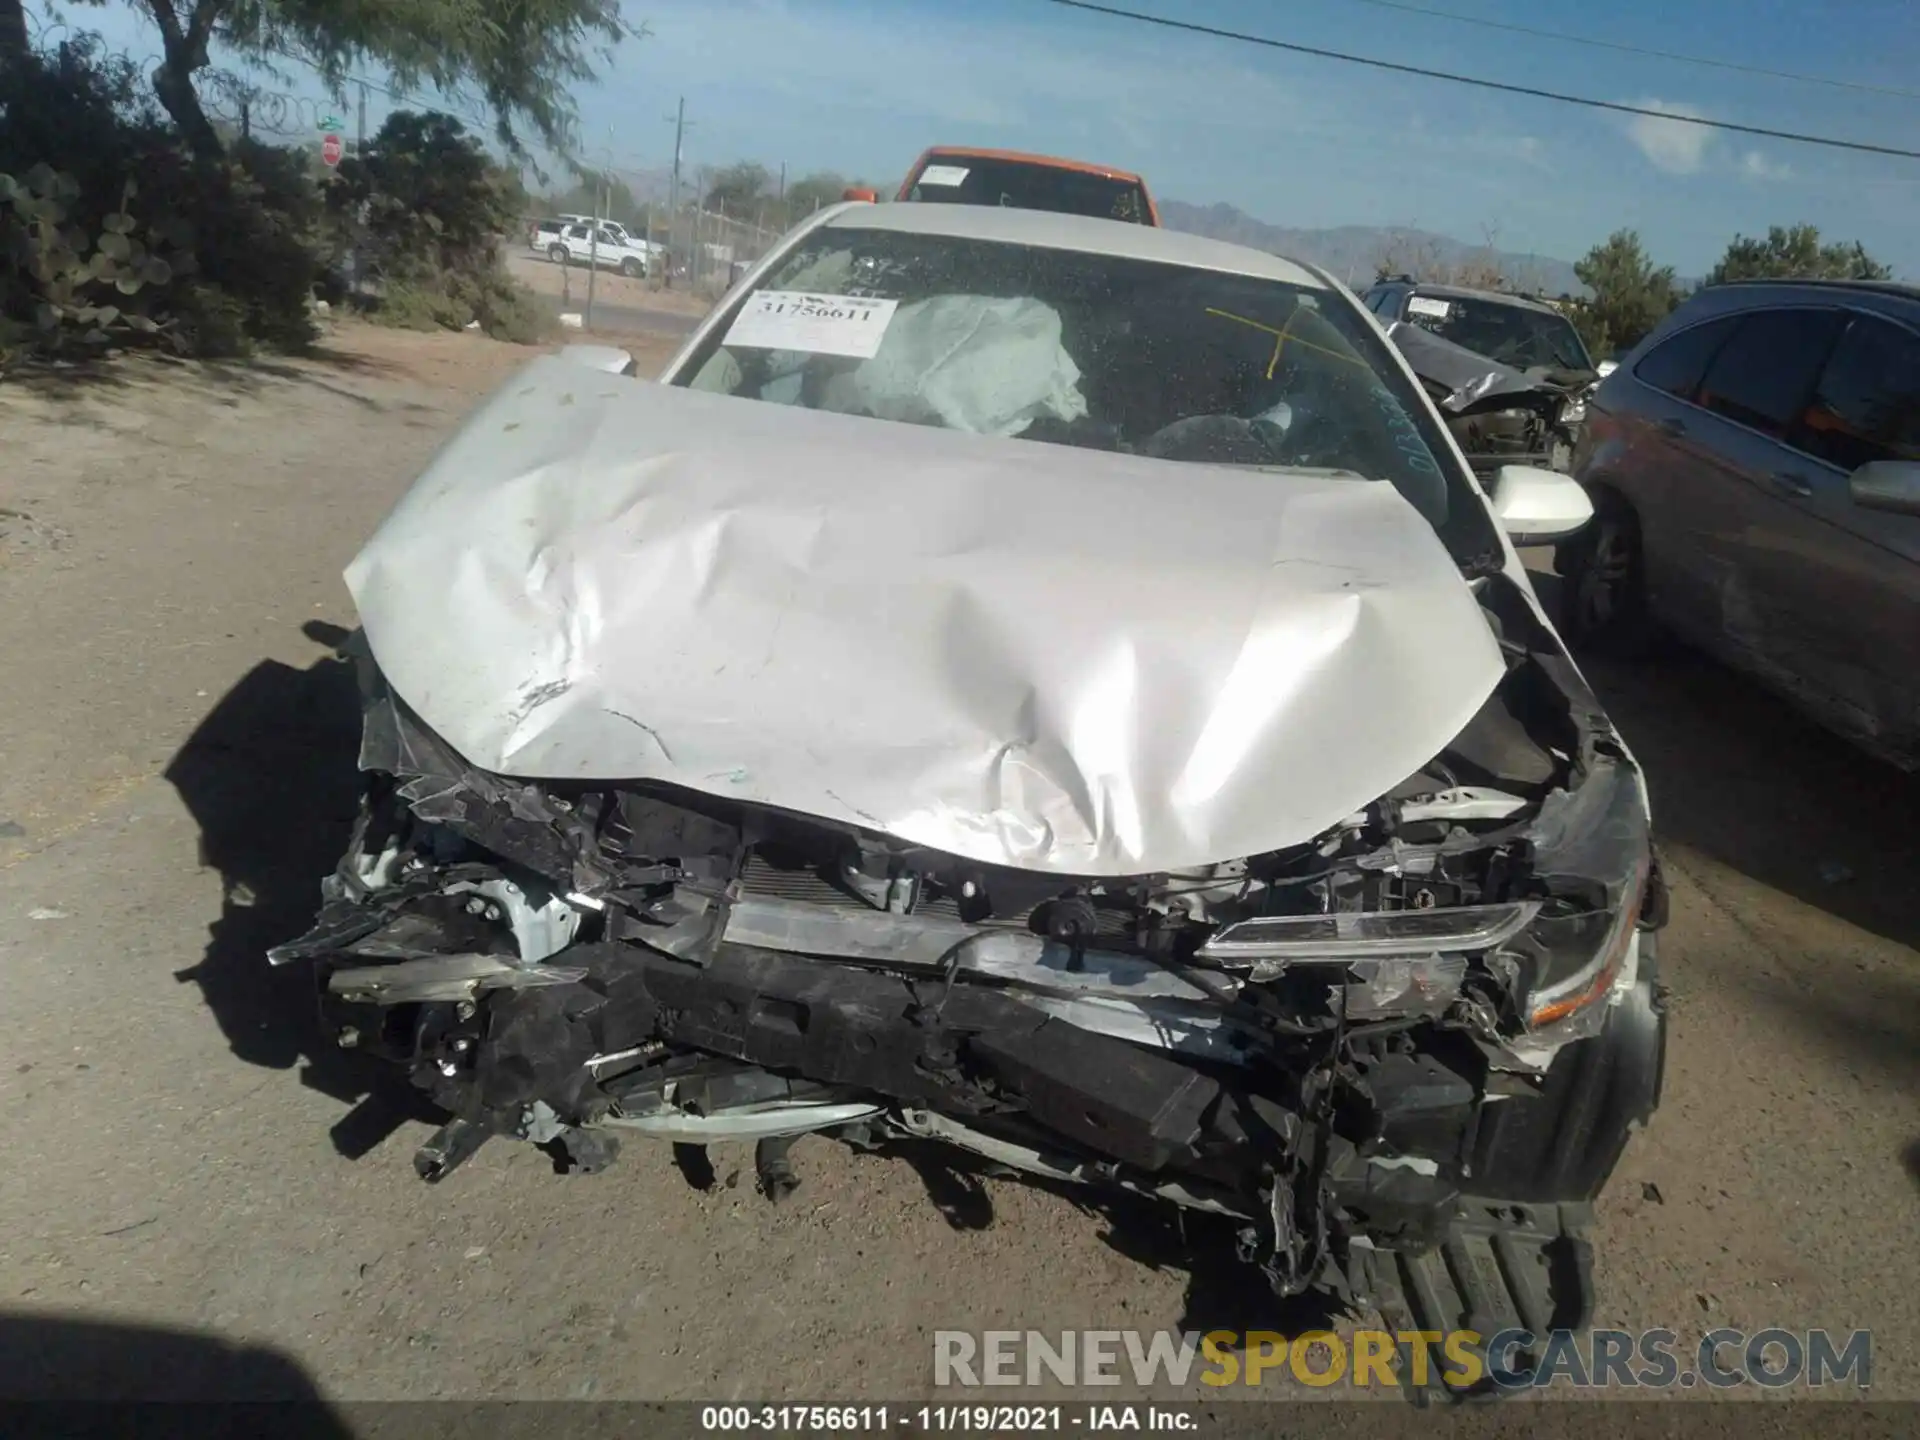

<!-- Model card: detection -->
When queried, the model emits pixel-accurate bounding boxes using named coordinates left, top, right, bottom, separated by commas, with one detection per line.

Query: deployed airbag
left=820, top=294, right=1088, bottom=436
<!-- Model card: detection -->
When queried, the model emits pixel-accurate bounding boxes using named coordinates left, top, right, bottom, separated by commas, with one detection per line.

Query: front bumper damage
left=1384, top=321, right=1596, bottom=479
left=274, top=624, right=1667, bottom=1396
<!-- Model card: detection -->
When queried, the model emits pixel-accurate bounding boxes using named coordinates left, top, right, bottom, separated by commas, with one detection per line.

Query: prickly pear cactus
left=1, top=163, right=199, bottom=352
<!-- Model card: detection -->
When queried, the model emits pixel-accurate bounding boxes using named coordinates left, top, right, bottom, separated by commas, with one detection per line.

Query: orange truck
left=895, top=146, right=1159, bottom=226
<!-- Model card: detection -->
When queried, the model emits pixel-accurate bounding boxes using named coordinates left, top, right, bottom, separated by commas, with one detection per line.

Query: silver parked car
left=1563, top=279, right=1920, bottom=768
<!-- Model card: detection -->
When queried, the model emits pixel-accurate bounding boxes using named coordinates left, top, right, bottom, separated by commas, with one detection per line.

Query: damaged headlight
left=1509, top=753, right=1658, bottom=1041
left=1199, top=753, right=1658, bottom=1043
left=1522, top=851, right=1648, bottom=1028
left=1198, top=902, right=1539, bottom=1021
left=1200, top=902, right=1536, bottom=973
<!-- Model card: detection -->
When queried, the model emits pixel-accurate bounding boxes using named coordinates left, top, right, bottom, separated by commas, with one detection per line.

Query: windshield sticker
left=917, top=164, right=970, bottom=186
left=1407, top=296, right=1452, bottom=319
left=722, top=291, right=900, bottom=359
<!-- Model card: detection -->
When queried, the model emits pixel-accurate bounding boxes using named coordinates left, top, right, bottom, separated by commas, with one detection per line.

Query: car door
left=1650, top=306, right=1845, bottom=677
left=1771, top=311, right=1920, bottom=757
left=1597, top=313, right=1744, bottom=643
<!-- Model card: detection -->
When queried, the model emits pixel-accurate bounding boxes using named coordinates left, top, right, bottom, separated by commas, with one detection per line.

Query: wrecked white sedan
left=277, top=203, right=1667, bottom=1384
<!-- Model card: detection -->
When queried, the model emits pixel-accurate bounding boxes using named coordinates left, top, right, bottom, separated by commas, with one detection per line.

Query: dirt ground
left=505, top=250, right=717, bottom=316
left=1, top=321, right=1916, bottom=1410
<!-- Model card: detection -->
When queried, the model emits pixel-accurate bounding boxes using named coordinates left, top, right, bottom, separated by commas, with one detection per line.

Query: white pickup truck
left=530, top=220, right=652, bottom=278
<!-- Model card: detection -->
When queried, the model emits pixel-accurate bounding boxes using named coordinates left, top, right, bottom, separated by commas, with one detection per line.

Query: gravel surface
left=1, top=323, right=1914, bottom=1409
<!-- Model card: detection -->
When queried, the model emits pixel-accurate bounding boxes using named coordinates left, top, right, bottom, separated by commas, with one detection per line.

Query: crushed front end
left=1385, top=319, right=1596, bottom=478
left=275, top=588, right=1666, bottom=1388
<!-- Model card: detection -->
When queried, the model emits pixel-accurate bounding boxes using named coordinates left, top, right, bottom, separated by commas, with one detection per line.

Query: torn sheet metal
left=1385, top=319, right=1560, bottom=415
left=345, top=353, right=1506, bottom=876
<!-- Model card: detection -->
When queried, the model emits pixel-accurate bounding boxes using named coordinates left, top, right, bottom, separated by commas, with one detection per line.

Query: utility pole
left=665, top=96, right=689, bottom=289
left=586, top=126, right=612, bottom=331
left=355, top=80, right=367, bottom=154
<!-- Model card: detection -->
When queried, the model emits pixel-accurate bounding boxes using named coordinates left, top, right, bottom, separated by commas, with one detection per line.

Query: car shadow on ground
left=164, top=624, right=439, bottom=1160
left=1529, top=564, right=1920, bottom=1149
left=1527, top=564, right=1920, bottom=957
left=891, top=1143, right=1340, bottom=1338
left=0, top=1311, right=351, bottom=1422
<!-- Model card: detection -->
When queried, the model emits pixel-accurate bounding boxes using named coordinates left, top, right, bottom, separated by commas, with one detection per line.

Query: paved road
left=1, top=327, right=1915, bottom=1407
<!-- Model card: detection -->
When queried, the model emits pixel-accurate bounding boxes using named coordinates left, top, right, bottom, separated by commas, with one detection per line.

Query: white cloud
left=1741, top=149, right=1793, bottom=182
left=1624, top=99, right=1714, bottom=175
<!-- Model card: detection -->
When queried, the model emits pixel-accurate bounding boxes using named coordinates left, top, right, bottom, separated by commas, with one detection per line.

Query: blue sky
left=43, top=0, right=1920, bottom=274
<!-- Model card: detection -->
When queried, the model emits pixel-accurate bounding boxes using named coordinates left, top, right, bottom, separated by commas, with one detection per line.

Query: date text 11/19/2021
left=701, top=1407, right=1195, bottom=1432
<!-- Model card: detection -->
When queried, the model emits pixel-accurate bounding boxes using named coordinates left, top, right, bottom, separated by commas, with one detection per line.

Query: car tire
left=1558, top=491, right=1654, bottom=658
left=620, top=258, right=643, bottom=278
left=548, top=244, right=569, bottom=265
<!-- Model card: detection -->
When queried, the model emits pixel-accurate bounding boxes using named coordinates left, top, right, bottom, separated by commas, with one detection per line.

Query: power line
left=1041, top=0, right=1920, bottom=161
left=258, top=39, right=490, bottom=132
left=1314, top=0, right=1920, bottom=102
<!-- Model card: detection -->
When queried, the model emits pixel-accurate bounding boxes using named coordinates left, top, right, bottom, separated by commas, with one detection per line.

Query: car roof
left=1665, top=276, right=1920, bottom=329
left=911, top=146, right=1147, bottom=185
left=1391, top=280, right=1564, bottom=315
left=819, top=202, right=1327, bottom=287
left=1699, top=277, right=1920, bottom=304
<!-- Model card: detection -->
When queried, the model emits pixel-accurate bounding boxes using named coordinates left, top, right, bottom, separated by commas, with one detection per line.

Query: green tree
left=329, top=110, right=516, bottom=281
left=1705, top=224, right=1894, bottom=285
left=1566, top=229, right=1683, bottom=359
left=58, top=0, right=636, bottom=162
left=540, top=173, right=641, bottom=227
left=780, top=170, right=849, bottom=217
left=703, top=160, right=770, bottom=215
left=0, top=0, right=29, bottom=67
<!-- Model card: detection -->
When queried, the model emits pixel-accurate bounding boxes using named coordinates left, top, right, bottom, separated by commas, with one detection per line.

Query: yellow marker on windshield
left=1205, top=307, right=1370, bottom=376
left=1205, top=307, right=1294, bottom=379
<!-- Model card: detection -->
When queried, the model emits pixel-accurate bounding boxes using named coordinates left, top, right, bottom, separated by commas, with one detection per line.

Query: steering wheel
left=1140, top=391, right=1348, bottom=470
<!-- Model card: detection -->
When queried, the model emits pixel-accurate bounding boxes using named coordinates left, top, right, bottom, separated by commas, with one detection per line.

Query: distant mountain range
left=1158, top=200, right=1585, bottom=297
left=550, top=177, right=1590, bottom=294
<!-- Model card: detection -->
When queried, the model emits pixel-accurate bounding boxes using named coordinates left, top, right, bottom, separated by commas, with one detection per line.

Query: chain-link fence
left=652, top=205, right=786, bottom=298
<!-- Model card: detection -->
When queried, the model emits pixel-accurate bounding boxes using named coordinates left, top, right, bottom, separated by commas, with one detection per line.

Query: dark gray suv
left=1563, top=279, right=1920, bottom=768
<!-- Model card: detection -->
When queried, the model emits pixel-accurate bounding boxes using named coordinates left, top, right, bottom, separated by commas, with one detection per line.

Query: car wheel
left=1559, top=492, right=1653, bottom=657
left=548, top=244, right=568, bottom=264
left=620, top=257, right=643, bottom=278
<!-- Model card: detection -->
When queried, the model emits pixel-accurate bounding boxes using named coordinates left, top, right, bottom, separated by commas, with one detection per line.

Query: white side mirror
left=1490, top=465, right=1594, bottom=545
left=1850, top=459, right=1920, bottom=517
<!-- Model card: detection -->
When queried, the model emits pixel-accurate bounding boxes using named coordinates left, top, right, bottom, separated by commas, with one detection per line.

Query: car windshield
left=906, top=157, right=1151, bottom=225
left=672, top=226, right=1499, bottom=564
left=1407, top=293, right=1592, bottom=372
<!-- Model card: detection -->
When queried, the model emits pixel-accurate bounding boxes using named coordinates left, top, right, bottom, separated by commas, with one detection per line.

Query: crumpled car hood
left=1386, top=320, right=1589, bottom=415
left=345, top=354, right=1506, bottom=876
